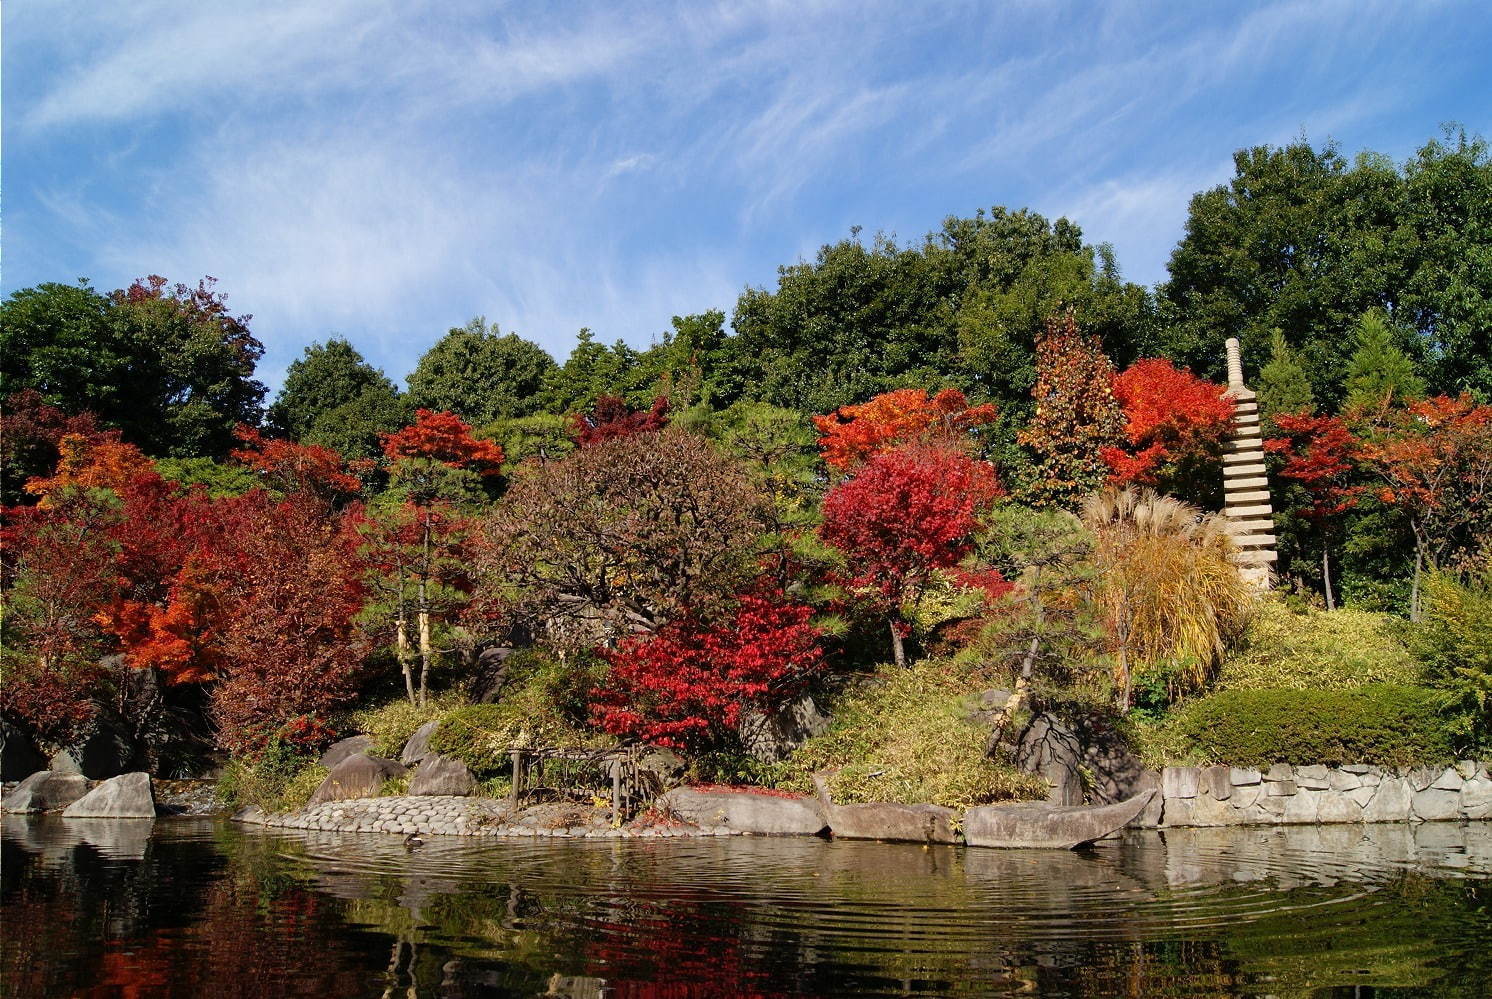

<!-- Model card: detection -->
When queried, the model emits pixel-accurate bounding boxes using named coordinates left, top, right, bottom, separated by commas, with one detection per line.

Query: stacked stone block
left=1222, top=337, right=1278, bottom=590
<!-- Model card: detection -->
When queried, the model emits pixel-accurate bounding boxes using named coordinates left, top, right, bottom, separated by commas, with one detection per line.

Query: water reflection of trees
left=2, top=819, right=1489, bottom=997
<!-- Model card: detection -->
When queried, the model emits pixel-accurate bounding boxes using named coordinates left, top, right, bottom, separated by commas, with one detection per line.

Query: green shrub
left=771, top=659, right=1048, bottom=809
left=349, top=690, right=470, bottom=758
left=217, top=739, right=327, bottom=813
left=1146, top=685, right=1456, bottom=768
left=1215, top=600, right=1421, bottom=691
left=427, top=650, right=613, bottom=773
left=1410, top=569, right=1492, bottom=754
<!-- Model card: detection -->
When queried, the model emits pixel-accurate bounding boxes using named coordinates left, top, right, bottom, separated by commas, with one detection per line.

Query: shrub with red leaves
left=590, top=594, right=826, bottom=752
left=1101, top=358, right=1233, bottom=495
left=571, top=394, right=670, bottom=446
left=812, top=387, right=997, bottom=471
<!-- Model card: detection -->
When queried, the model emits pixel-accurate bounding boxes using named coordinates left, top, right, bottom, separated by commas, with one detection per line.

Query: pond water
left=3, top=817, right=1490, bottom=998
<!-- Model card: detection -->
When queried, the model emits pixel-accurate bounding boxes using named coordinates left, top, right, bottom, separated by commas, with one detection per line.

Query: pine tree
left=1257, top=329, right=1315, bottom=431
left=1344, top=310, right=1425, bottom=412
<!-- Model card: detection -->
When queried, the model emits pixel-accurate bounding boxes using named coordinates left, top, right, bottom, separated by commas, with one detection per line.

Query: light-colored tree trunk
left=1322, top=544, right=1336, bottom=612
left=888, top=617, right=906, bottom=668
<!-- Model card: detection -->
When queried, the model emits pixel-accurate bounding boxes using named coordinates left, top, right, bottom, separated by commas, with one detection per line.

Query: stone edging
left=1149, top=761, right=1491, bottom=827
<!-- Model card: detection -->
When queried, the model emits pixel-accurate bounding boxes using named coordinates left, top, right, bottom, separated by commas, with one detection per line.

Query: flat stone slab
left=824, top=801, right=958, bottom=844
left=963, top=790, right=1154, bottom=849
left=62, top=772, right=156, bottom=818
left=659, top=788, right=827, bottom=836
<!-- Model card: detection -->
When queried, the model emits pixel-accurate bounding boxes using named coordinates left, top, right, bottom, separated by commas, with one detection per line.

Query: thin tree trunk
left=417, top=515, right=433, bottom=707
left=987, top=636, right=1040, bottom=755
left=1322, top=545, right=1336, bottom=611
left=1410, top=548, right=1423, bottom=623
left=888, top=617, right=906, bottom=668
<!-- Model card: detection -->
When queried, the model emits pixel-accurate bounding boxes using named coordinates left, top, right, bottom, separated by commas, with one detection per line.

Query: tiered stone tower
left=1222, top=337, right=1277, bottom=589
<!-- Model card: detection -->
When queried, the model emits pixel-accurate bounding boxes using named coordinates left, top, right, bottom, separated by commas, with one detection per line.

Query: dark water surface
left=3, top=817, right=1490, bottom=998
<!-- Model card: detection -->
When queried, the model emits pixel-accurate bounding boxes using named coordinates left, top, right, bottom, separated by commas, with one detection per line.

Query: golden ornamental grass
left=1082, top=487, right=1253, bottom=704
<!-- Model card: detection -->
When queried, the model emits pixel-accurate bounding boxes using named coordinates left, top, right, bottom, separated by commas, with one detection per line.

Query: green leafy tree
left=0, top=281, right=125, bottom=418
left=268, top=338, right=402, bottom=441
left=1344, top=310, right=1426, bottom=412
left=537, top=328, right=641, bottom=413
left=406, top=318, right=555, bottom=423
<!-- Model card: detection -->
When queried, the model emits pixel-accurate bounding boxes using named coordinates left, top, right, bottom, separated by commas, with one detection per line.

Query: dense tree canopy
left=267, top=337, right=406, bottom=456
left=406, top=318, right=556, bottom=424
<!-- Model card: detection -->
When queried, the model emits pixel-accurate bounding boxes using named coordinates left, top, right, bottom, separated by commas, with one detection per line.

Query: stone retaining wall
left=1148, top=761, right=1491, bottom=828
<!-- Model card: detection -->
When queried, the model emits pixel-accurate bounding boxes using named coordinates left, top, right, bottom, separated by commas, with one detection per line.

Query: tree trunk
left=1322, top=545, right=1336, bottom=612
left=888, top=617, right=906, bottom=668
left=986, top=636, right=1040, bottom=756
left=396, top=608, right=415, bottom=706
left=1410, top=548, right=1423, bottom=623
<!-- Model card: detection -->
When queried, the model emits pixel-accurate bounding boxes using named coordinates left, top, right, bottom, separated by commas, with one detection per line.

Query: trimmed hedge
left=1160, top=684, right=1455, bottom=768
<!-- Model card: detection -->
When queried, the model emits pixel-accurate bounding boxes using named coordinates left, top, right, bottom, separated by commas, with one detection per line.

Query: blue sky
left=5, top=1, right=1490, bottom=395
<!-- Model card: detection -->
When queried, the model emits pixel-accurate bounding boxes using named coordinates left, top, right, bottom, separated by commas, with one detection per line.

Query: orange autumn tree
left=1101, top=358, right=1233, bottom=501
left=1358, top=394, right=1492, bottom=618
left=813, top=387, right=997, bottom=471
left=1017, top=313, right=1124, bottom=508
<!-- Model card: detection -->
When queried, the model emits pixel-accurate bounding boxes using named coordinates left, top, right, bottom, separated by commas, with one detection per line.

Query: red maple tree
left=230, top=425, right=362, bottom=498
left=1102, top=358, right=1233, bottom=493
left=590, top=592, right=826, bottom=751
left=1264, top=412, right=1362, bottom=609
left=820, top=444, right=1004, bottom=666
left=813, top=387, right=997, bottom=471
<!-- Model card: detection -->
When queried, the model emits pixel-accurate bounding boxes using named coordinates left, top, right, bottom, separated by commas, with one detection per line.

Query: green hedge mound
left=1160, top=684, right=1455, bottom=768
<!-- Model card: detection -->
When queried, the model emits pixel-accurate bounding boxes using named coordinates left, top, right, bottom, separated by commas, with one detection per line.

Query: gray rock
left=739, top=692, right=830, bottom=764
left=1345, top=785, right=1377, bottom=808
left=1406, top=766, right=1439, bottom=792
left=1202, top=766, right=1232, bottom=800
left=1266, top=763, right=1293, bottom=782
left=1317, top=793, right=1364, bottom=823
left=48, top=749, right=84, bottom=775
left=824, top=801, right=959, bottom=843
left=1230, top=767, right=1262, bottom=786
left=658, top=788, right=827, bottom=836
left=1454, top=760, right=1479, bottom=779
left=1266, top=780, right=1298, bottom=796
left=63, top=772, right=156, bottom=818
left=1411, top=787, right=1461, bottom=822
left=1430, top=767, right=1465, bottom=792
left=399, top=721, right=439, bottom=766
left=964, top=791, right=1154, bottom=849
left=320, top=735, right=374, bottom=770
left=1134, top=770, right=1164, bottom=828
left=1, top=721, right=47, bottom=781
left=1163, top=767, right=1200, bottom=799
left=308, top=752, right=406, bottom=806
left=1363, top=777, right=1412, bottom=822
left=1282, top=789, right=1320, bottom=824
left=1341, top=764, right=1378, bottom=775
left=1461, top=779, right=1492, bottom=820
left=1328, top=770, right=1363, bottom=792
left=1295, top=765, right=1330, bottom=790
left=409, top=754, right=476, bottom=796
left=1187, top=792, right=1238, bottom=826
left=1161, top=795, right=1194, bottom=827
left=2, top=770, right=89, bottom=813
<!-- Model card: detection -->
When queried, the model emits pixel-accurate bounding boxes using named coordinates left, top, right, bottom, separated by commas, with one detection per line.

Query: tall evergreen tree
left=1257, top=329, right=1316, bottom=431
left=1344, top=310, right=1425, bottom=411
left=269, top=338, right=400, bottom=440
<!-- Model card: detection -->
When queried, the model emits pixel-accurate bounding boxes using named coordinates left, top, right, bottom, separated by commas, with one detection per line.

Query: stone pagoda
left=1222, top=337, right=1277, bottom=589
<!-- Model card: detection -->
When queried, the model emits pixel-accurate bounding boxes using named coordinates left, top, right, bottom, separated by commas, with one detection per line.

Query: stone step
left=1233, top=549, right=1279, bottom=564
left=1231, top=533, right=1279, bottom=549
left=1224, top=428, right=1263, bottom=444
left=1223, top=449, right=1264, bottom=464
left=1225, top=489, right=1272, bottom=504
left=1232, top=410, right=1260, bottom=423
left=1226, top=475, right=1270, bottom=491
left=1226, top=504, right=1274, bottom=519
left=1231, top=400, right=1259, bottom=414
left=1224, top=463, right=1268, bottom=478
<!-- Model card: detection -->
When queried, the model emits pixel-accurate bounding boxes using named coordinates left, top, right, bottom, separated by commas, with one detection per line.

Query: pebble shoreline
left=240, top=794, right=743, bottom=839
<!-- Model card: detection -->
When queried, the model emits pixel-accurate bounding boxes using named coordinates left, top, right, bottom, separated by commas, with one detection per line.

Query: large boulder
left=1, top=720, right=47, bottom=781
left=825, top=801, right=959, bottom=844
left=962, top=790, right=1154, bottom=849
left=320, top=735, right=374, bottom=770
left=49, top=714, right=140, bottom=780
left=2, top=770, right=89, bottom=813
left=657, top=787, right=827, bottom=836
left=399, top=721, right=440, bottom=766
left=738, top=693, right=830, bottom=764
left=409, top=753, right=477, bottom=796
left=308, top=752, right=405, bottom=806
left=994, top=709, right=1148, bottom=806
left=62, top=772, right=157, bottom=818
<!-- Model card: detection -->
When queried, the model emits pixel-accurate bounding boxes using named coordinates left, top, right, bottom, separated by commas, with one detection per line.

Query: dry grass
left=1083, top=487, right=1253, bottom=700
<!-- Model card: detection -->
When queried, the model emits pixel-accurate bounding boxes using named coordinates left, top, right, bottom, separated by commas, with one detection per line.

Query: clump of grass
left=350, top=690, right=471, bottom=758
left=217, top=743, right=327, bottom=813
left=771, top=659, right=1048, bottom=809
left=1216, top=599, right=1422, bottom=691
left=378, top=773, right=411, bottom=797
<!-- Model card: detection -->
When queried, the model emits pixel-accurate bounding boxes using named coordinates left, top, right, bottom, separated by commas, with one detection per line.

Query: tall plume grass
left=1082, top=487, right=1253, bottom=707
